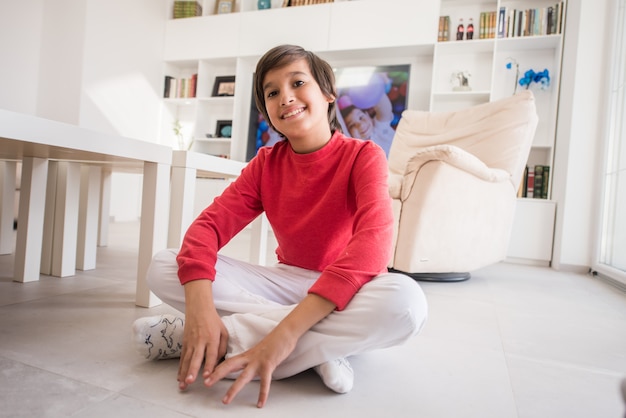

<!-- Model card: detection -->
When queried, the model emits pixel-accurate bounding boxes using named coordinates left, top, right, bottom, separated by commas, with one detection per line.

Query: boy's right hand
left=178, top=280, right=228, bottom=390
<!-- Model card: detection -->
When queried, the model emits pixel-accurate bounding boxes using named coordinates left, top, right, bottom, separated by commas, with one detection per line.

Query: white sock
left=132, top=314, right=184, bottom=360
left=314, top=358, right=354, bottom=394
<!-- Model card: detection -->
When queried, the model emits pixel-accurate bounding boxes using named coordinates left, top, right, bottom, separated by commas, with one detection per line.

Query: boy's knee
left=375, top=273, right=428, bottom=338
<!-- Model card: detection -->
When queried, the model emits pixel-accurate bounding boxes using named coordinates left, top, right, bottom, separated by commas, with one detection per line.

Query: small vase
left=258, top=0, right=271, bottom=9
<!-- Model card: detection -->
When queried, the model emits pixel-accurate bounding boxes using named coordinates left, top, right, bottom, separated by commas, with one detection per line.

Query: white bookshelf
left=161, top=0, right=566, bottom=264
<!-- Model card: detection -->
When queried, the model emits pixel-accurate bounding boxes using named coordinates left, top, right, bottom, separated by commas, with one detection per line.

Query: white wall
left=36, top=0, right=86, bottom=124
left=80, top=0, right=165, bottom=142
left=0, top=0, right=44, bottom=114
left=552, top=0, right=611, bottom=269
left=79, top=0, right=167, bottom=221
left=0, top=0, right=167, bottom=222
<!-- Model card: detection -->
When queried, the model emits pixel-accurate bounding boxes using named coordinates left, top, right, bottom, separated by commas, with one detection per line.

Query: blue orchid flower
left=519, top=68, right=550, bottom=90
left=506, top=59, right=550, bottom=94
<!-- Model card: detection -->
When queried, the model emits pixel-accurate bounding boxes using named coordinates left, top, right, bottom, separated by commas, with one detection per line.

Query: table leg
left=40, top=161, right=57, bottom=275
left=76, top=165, right=101, bottom=271
left=0, top=161, right=17, bottom=255
left=14, top=157, right=48, bottom=282
left=98, top=167, right=111, bottom=247
left=136, top=161, right=169, bottom=307
left=50, top=162, right=81, bottom=277
left=250, top=213, right=269, bottom=266
left=168, top=165, right=197, bottom=249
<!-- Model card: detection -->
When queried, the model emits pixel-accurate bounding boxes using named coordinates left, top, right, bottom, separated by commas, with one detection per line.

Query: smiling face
left=343, top=107, right=374, bottom=140
left=262, top=58, right=335, bottom=153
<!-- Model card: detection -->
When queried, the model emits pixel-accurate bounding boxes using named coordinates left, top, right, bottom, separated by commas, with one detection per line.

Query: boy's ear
left=327, top=95, right=336, bottom=103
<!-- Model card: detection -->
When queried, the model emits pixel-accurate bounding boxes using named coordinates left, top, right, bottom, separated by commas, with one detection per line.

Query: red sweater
left=176, top=131, right=394, bottom=310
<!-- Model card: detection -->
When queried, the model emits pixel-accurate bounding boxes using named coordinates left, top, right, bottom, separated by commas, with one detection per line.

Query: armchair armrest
left=388, top=173, right=403, bottom=199
left=401, top=144, right=510, bottom=201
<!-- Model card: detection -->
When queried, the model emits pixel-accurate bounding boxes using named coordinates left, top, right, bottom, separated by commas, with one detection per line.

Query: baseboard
left=552, top=263, right=590, bottom=274
left=590, top=266, right=626, bottom=293
left=504, top=257, right=551, bottom=267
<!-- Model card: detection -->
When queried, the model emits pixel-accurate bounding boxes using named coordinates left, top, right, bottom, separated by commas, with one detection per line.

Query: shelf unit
left=435, top=0, right=565, bottom=263
left=161, top=0, right=566, bottom=264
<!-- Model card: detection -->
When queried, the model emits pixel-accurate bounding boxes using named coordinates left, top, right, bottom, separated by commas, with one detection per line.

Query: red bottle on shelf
left=456, top=18, right=464, bottom=40
left=467, top=18, right=474, bottom=40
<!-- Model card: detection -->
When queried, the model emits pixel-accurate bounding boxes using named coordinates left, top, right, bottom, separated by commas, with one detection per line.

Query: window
left=595, top=0, right=626, bottom=287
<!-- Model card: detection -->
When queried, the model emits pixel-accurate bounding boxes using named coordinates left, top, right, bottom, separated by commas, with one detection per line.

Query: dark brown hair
left=253, top=44, right=339, bottom=136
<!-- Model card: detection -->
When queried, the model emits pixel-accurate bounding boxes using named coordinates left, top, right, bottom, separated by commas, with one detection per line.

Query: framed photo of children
left=334, top=64, right=410, bottom=158
left=212, top=76, right=236, bottom=97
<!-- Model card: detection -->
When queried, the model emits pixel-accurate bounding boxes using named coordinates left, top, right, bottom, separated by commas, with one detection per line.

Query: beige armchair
left=387, top=91, right=538, bottom=281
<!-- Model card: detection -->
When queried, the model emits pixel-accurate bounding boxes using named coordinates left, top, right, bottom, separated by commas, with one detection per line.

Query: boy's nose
left=280, top=91, right=295, bottom=105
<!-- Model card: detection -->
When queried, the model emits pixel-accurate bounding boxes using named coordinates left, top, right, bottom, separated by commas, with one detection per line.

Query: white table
left=0, top=109, right=172, bottom=307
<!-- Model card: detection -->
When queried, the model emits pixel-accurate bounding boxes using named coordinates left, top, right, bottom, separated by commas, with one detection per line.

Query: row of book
left=173, top=1, right=202, bottom=19
left=438, top=1, right=565, bottom=42
left=282, top=0, right=334, bottom=6
left=164, top=74, right=198, bottom=99
left=518, top=165, right=550, bottom=199
left=497, top=2, right=566, bottom=38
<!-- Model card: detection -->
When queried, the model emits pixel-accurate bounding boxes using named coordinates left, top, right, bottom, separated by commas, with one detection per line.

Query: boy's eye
left=293, top=80, right=304, bottom=87
left=266, top=90, right=277, bottom=98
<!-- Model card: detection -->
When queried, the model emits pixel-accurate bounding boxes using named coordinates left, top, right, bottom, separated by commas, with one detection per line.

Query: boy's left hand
left=203, top=329, right=296, bottom=408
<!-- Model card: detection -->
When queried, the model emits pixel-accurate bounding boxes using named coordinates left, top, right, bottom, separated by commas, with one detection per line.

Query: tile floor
left=1, top=221, right=626, bottom=418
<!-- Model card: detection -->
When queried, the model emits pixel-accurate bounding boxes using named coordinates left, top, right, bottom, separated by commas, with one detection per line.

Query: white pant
left=146, top=249, right=428, bottom=379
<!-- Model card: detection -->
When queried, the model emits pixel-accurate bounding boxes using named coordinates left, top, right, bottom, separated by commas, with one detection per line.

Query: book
left=164, top=76, right=174, bottom=98
left=169, top=78, right=177, bottom=99
left=173, top=1, right=202, bottom=19
left=479, top=12, right=486, bottom=39
left=190, top=75, right=196, bottom=97
left=518, top=167, right=526, bottom=198
left=438, top=16, right=450, bottom=42
left=533, top=165, right=544, bottom=198
left=438, top=16, right=444, bottom=42
left=541, top=165, right=550, bottom=199
left=498, top=7, right=506, bottom=38
left=525, top=166, right=535, bottom=198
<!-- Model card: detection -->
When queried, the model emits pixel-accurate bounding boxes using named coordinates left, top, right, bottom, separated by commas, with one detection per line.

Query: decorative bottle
left=466, top=18, right=474, bottom=40
left=456, top=18, right=464, bottom=41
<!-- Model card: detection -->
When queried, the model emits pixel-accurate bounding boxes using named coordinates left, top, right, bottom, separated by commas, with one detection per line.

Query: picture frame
left=215, top=120, right=233, bottom=138
left=334, top=64, right=410, bottom=158
left=212, top=75, right=236, bottom=97
left=215, top=0, right=235, bottom=14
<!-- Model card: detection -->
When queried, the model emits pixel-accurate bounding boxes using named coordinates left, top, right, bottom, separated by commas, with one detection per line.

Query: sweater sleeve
left=307, top=143, right=394, bottom=310
left=176, top=158, right=264, bottom=285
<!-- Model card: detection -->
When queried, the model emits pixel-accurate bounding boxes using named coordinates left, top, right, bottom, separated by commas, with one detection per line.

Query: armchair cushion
left=401, top=144, right=510, bottom=201
left=389, top=90, right=537, bottom=191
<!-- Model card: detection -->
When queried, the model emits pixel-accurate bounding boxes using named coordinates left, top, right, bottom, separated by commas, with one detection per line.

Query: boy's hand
left=204, top=327, right=297, bottom=408
left=178, top=280, right=228, bottom=390
left=204, top=294, right=336, bottom=408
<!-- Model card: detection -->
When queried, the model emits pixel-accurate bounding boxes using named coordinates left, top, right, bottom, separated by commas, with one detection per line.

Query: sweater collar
left=288, top=130, right=343, bottom=163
